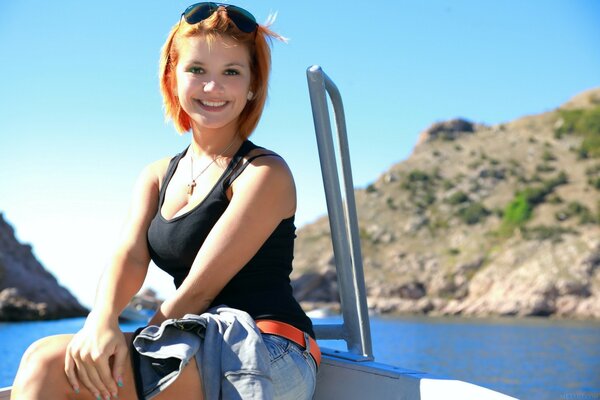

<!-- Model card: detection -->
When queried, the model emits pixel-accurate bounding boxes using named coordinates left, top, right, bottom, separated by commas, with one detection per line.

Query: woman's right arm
left=64, top=159, right=167, bottom=399
left=91, top=159, right=165, bottom=323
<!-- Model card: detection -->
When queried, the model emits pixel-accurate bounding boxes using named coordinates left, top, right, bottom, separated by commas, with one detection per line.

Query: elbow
left=188, top=293, right=214, bottom=315
left=169, top=288, right=215, bottom=318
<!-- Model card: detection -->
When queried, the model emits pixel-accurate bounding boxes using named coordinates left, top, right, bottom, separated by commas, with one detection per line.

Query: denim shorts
left=262, top=333, right=317, bottom=400
left=131, top=327, right=317, bottom=399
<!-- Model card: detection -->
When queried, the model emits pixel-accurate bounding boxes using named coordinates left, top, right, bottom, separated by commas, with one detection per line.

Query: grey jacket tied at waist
left=132, top=306, right=273, bottom=399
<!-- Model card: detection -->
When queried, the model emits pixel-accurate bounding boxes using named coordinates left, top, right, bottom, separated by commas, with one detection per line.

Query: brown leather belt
left=256, top=319, right=321, bottom=367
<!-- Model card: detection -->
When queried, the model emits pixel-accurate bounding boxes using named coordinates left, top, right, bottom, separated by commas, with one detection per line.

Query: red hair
left=159, top=8, right=285, bottom=138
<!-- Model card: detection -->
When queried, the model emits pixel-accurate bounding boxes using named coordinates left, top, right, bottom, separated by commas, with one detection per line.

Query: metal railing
left=306, top=65, right=373, bottom=361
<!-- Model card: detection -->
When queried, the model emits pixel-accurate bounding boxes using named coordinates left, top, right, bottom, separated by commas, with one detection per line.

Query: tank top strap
left=224, top=152, right=283, bottom=188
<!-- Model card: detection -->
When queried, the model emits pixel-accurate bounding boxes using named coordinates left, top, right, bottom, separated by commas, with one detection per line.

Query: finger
left=73, top=358, right=102, bottom=399
left=112, top=343, right=129, bottom=391
left=64, top=353, right=81, bottom=395
left=83, top=358, right=112, bottom=400
left=95, top=353, right=119, bottom=398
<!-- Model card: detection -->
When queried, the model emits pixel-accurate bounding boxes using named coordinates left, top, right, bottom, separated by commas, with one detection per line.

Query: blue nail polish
left=74, top=387, right=80, bottom=394
left=117, top=378, right=124, bottom=388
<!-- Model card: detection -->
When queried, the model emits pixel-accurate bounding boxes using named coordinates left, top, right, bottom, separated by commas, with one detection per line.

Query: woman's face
left=174, top=34, right=252, bottom=134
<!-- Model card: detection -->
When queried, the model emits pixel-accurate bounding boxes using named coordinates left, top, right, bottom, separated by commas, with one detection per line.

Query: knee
left=12, top=335, right=73, bottom=399
left=17, top=335, right=65, bottom=383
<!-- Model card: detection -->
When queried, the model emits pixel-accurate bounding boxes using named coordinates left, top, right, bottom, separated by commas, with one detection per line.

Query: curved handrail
left=306, top=65, right=373, bottom=360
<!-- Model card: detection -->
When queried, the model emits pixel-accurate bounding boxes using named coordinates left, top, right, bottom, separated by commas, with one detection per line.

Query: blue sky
left=1, top=1, right=599, bottom=307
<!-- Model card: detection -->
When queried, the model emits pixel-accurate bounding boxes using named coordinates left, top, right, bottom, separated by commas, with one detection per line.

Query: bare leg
left=11, top=333, right=203, bottom=400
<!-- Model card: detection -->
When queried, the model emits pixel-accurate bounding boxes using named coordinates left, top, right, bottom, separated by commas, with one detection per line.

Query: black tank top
left=146, top=140, right=314, bottom=337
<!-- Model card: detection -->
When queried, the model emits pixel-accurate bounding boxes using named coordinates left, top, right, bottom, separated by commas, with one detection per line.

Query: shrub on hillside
left=457, top=202, right=490, bottom=225
left=500, top=171, right=569, bottom=235
left=555, top=106, right=600, bottom=158
left=586, top=164, right=600, bottom=190
left=555, top=202, right=596, bottom=224
left=386, top=197, right=397, bottom=210
left=503, top=194, right=532, bottom=226
left=415, top=190, right=436, bottom=209
left=447, top=191, right=470, bottom=205
left=542, top=150, right=557, bottom=162
left=536, top=163, right=556, bottom=173
left=406, top=170, right=431, bottom=183
left=402, top=170, right=439, bottom=210
left=523, top=225, right=576, bottom=243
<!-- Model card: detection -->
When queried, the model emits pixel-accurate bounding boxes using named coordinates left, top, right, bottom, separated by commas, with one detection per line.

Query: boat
left=119, top=303, right=156, bottom=324
left=0, top=66, right=515, bottom=399
left=118, top=288, right=161, bottom=323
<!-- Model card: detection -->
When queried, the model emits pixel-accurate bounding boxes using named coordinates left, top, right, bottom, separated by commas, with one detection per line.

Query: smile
left=198, top=100, right=228, bottom=108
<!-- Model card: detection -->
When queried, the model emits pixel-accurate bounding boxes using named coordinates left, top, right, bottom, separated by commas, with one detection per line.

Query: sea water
left=1, top=315, right=599, bottom=399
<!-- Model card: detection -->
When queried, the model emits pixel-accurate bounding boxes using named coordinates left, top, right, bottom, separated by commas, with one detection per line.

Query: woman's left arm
left=148, top=155, right=296, bottom=324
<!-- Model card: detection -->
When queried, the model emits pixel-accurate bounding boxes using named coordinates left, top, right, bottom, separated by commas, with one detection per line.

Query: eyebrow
left=186, top=61, right=248, bottom=68
left=224, top=62, right=248, bottom=68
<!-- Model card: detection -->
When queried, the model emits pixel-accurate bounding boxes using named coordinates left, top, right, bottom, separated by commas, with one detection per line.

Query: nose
left=203, top=79, right=223, bottom=93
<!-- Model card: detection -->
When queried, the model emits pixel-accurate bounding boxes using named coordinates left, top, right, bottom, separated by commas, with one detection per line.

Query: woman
left=12, top=3, right=318, bottom=399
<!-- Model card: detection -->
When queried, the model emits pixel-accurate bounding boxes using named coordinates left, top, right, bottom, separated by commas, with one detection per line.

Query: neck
left=189, top=127, right=242, bottom=159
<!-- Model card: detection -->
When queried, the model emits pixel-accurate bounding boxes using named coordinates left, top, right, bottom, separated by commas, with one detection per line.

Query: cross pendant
left=187, top=181, right=196, bottom=196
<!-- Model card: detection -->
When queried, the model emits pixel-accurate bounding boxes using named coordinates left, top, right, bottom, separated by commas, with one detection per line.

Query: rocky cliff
left=292, top=88, right=600, bottom=319
left=0, top=214, right=88, bottom=321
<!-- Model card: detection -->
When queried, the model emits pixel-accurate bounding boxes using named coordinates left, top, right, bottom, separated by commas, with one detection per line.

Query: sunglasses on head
left=181, top=2, right=258, bottom=33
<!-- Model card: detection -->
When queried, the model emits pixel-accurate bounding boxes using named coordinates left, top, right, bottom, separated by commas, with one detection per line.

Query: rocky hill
left=0, top=214, right=88, bottom=320
left=292, top=88, right=600, bottom=319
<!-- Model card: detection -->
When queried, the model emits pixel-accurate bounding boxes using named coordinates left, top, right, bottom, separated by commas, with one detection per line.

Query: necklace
left=187, top=139, right=237, bottom=196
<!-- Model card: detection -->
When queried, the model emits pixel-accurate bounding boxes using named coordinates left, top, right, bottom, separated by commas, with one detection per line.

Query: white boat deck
left=314, top=349, right=516, bottom=399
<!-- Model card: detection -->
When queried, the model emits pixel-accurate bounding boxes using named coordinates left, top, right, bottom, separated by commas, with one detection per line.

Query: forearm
left=149, top=284, right=212, bottom=326
left=149, top=228, right=245, bottom=325
left=91, top=250, right=148, bottom=322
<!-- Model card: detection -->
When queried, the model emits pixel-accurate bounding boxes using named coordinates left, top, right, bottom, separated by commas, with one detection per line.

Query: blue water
left=1, top=315, right=599, bottom=399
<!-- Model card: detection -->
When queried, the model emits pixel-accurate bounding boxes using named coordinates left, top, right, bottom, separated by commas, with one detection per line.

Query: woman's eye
left=224, top=69, right=240, bottom=76
left=189, top=66, right=204, bottom=74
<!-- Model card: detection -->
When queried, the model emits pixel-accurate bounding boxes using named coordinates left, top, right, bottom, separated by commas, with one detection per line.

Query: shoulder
left=136, top=156, right=174, bottom=192
left=146, top=156, right=173, bottom=179
left=230, top=146, right=296, bottom=216
left=240, top=147, right=294, bottom=184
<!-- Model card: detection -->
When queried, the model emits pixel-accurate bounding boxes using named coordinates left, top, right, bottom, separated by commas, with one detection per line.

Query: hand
left=65, top=314, right=128, bottom=399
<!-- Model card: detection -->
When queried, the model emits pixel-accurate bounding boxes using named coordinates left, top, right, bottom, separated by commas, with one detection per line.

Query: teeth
left=200, top=100, right=227, bottom=107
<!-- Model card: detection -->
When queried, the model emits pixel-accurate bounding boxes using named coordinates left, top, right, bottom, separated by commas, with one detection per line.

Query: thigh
left=13, top=333, right=203, bottom=400
left=152, top=341, right=203, bottom=400
left=12, top=333, right=139, bottom=400
left=123, top=333, right=203, bottom=400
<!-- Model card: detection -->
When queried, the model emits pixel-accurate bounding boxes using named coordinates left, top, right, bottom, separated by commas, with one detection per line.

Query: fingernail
left=117, top=377, right=124, bottom=387
left=73, top=386, right=80, bottom=394
left=105, top=395, right=111, bottom=400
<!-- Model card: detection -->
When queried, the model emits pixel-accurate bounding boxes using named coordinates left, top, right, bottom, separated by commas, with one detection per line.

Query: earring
left=247, top=91, right=254, bottom=101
